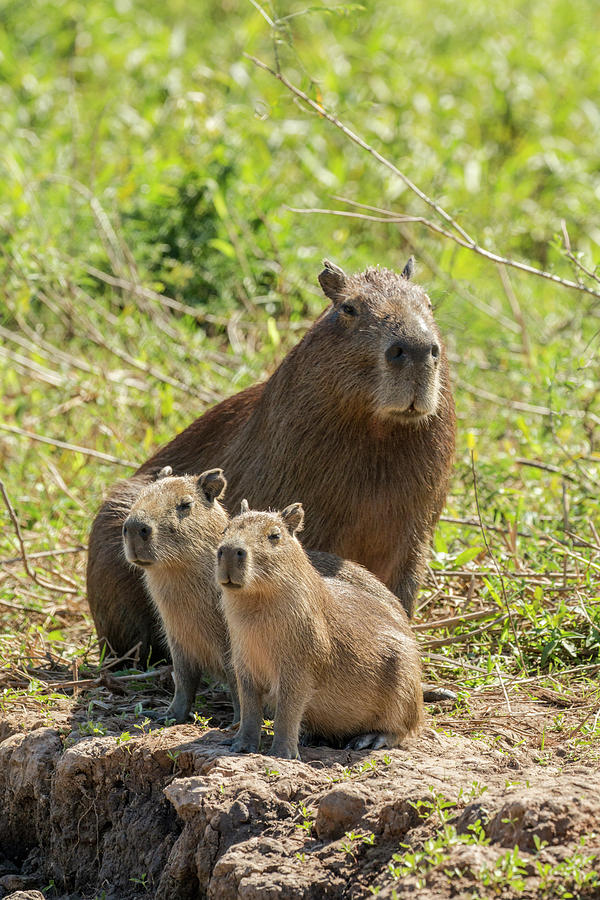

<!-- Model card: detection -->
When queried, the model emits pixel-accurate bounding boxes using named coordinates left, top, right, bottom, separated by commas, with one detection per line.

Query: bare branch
left=247, top=54, right=600, bottom=302
left=0, top=422, right=136, bottom=468
left=0, top=480, right=77, bottom=595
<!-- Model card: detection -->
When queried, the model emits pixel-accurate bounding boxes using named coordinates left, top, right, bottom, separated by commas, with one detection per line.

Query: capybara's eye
left=268, top=531, right=281, bottom=542
left=177, top=499, right=192, bottom=511
left=340, top=303, right=357, bottom=317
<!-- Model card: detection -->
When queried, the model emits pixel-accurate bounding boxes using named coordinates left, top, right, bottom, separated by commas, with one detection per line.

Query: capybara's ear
left=156, top=465, right=173, bottom=480
left=401, top=256, right=415, bottom=280
left=318, top=259, right=347, bottom=301
left=240, top=499, right=250, bottom=514
left=198, top=468, right=227, bottom=502
left=281, top=503, right=304, bottom=535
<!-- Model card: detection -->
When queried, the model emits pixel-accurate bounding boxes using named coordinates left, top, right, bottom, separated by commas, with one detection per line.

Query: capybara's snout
left=216, top=541, right=248, bottom=588
left=384, top=336, right=440, bottom=369
left=123, top=514, right=157, bottom=566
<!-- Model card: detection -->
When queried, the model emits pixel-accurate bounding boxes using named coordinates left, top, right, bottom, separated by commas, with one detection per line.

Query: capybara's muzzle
left=216, top=542, right=248, bottom=588
left=385, top=337, right=440, bottom=369
left=122, top=515, right=157, bottom=566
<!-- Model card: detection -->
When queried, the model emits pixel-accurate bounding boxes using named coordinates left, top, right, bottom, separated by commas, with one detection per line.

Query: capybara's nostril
left=431, top=342, right=440, bottom=360
left=385, top=341, right=408, bottom=366
left=217, top=547, right=223, bottom=559
left=139, top=524, right=152, bottom=541
left=123, top=523, right=128, bottom=535
left=236, top=548, right=247, bottom=561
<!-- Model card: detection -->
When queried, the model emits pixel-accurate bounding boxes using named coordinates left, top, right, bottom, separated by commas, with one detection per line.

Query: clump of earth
left=0, top=687, right=598, bottom=899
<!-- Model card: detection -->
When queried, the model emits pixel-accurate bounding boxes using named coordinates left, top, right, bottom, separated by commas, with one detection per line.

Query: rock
left=3, top=892, right=46, bottom=900
left=487, top=795, right=573, bottom=850
left=209, top=836, right=343, bottom=899
left=0, top=712, right=599, bottom=899
left=315, top=786, right=368, bottom=840
left=377, top=795, right=423, bottom=841
left=0, top=728, right=63, bottom=860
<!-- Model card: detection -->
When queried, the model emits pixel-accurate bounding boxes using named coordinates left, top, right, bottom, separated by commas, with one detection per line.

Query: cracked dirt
left=0, top=689, right=599, bottom=899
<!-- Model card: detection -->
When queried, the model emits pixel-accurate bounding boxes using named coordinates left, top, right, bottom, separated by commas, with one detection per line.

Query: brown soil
left=0, top=683, right=599, bottom=900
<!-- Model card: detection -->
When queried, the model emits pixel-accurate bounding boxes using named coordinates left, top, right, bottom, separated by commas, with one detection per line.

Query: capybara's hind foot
left=422, top=685, right=457, bottom=703
left=345, top=732, right=393, bottom=751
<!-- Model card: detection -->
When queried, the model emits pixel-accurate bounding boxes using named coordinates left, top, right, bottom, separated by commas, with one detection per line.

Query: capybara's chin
left=123, top=546, right=158, bottom=567
left=375, top=372, right=441, bottom=422
left=376, top=406, right=433, bottom=425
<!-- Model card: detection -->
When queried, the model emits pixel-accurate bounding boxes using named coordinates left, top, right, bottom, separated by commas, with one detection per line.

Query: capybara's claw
left=422, top=686, right=457, bottom=703
left=345, top=733, right=389, bottom=752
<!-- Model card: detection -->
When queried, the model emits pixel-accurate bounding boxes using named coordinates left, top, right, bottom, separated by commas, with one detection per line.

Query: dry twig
left=0, top=480, right=77, bottom=595
left=247, top=53, right=600, bottom=302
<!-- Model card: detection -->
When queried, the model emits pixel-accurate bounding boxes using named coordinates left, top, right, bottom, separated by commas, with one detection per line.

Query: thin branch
left=0, top=422, right=136, bottom=468
left=0, top=480, right=77, bottom=595
left=420, top=614, right=509, bottom=649
left=247, top=53, right=600, bottom=302
left=246, top=54, right=475, bottom=244
left=18, top=665, right=173, bottom=692
left=413, top=606, right=498, bottom=632
left=515, top=457, right=579, bottom=483
left=561, top=219, right=600, bottom=286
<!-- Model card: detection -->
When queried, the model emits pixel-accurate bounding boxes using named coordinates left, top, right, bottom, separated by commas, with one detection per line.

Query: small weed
left=192, top=712, right=212, bottom=728
left=294, top=802, right=314, bottom=835
left=458, top=780, right=489, bottom=801
left=78, top=719, right=106, bottom=737
left=476, top=845, right=528, bottom=894
left=534, top=835, right=599, bottom=897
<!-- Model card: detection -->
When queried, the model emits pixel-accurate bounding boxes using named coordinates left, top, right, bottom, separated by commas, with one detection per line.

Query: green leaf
left=208, top=238, right=236, bottom=258
left=452, top=546, right=484, bottom=567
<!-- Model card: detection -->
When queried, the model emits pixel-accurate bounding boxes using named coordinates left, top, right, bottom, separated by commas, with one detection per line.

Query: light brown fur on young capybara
left=122, top=467, right=239, bottom=723
left=87, top=258, right=455, bottom=663
left=218, top=503, right=424, bottom=758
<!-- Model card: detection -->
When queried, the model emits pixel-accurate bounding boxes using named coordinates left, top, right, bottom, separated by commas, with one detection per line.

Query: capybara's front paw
left=268, top=742, right=300, bottom=760
left=231, top=736, right=259, bottom=753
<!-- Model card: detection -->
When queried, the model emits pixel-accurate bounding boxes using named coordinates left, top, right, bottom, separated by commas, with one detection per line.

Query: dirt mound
left=0, top=707, right=598, bottom=899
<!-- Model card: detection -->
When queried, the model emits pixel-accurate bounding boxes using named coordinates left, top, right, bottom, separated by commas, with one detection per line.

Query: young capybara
left=87, top=257, right=455, bottom=663
left=122, top=466, right=239, bottom=723
left=217, top=501, right=424, bottom=759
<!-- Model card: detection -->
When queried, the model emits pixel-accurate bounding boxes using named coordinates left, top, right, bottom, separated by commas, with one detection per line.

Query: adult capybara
left=218, top=501, right=423, bottom=758
left=87, top=258, right=455, bottom=663
left=122, top=466, right=239, bottom=723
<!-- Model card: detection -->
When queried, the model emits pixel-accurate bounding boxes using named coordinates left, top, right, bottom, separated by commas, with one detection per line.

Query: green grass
left=0, top=0, right=599, bottom=738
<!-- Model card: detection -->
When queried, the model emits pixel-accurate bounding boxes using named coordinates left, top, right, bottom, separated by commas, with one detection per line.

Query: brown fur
left=218, top=504, right=424, bottom=758
left=87, top=259, right=455, bottom=663
left=122, top=467, right=238, bottom=723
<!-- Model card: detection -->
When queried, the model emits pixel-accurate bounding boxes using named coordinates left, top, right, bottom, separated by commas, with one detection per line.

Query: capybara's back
left=87, top=258, right=455, bottom=663
left=314, top=570, right=424, bottom=745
